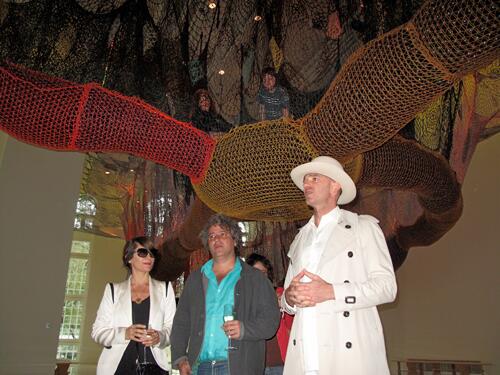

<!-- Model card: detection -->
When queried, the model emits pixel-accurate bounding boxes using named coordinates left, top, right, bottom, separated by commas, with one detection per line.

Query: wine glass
left=223, top=304, right=237, bottom=350
left=143, top=323, right=152, bottom=364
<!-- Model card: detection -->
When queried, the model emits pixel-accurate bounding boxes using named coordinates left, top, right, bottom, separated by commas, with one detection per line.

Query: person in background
left=282, top=156, right=397, bottom=375
left=171, top=214, right=280, bottom=375
left=92, top=236, right=176, bottom=375
left=257, top=67, right=290, bottom=121
left=246, top=253, right=293, bottom=375
left=190, top=88, right=232, bottom=135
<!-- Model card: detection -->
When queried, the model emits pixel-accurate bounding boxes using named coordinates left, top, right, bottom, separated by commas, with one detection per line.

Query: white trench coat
left=282, top=209, right=397, bottom=375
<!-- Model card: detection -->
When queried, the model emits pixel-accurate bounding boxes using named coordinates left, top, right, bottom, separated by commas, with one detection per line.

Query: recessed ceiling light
left=129, top=169, right=134, bottom=172
left=104, top=171, right=111, bottom=175
left=218, top=69, right=225, bottom=75
left=208, top=1, right=216, bottom=9
left=254, top=15, right=262, bottom=22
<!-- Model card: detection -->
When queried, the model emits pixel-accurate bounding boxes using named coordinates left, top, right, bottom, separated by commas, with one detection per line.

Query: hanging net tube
left=0, top=63, right=215, bottom=183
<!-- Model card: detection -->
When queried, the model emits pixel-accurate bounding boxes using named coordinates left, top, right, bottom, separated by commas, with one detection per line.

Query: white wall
left=381, top=135, right=500, bottom=374
left=72, top=231, right=127, bottom=375
left=0, top=137, right=84, bottom=374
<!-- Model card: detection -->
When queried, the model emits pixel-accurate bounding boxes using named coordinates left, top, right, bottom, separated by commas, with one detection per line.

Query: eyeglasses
left=135, top=248, right=158, bottom=258
left=207, top=231, right=231, bottom=242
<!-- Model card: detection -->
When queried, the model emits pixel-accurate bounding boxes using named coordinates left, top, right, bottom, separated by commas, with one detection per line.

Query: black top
left=115, top=297, right=159, bottom=374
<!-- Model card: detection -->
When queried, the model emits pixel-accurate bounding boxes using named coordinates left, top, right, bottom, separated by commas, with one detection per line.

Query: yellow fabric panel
left=414, top=97, right=443, bottom=151
left=269, top=37, right=284, bottom=73
left=476, top=59, right=499, bottom=121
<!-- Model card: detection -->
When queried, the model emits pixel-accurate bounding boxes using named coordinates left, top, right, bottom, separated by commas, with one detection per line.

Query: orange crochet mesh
left=0, top=63, right=215, bottom=183
left=193, top=118, right=319, bottom=221
left=1, top=0, right=498, bottom=224
left=302, top=0, right=499, bottom=160
left=193, top=0, right=497, bottom=221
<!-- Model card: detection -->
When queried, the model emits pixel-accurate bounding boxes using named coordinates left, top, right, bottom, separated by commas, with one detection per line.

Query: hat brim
left=291, top=161, right=356, bottom=205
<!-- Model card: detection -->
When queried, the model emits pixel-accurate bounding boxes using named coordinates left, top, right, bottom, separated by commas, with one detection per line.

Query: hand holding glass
left=223, top=304, right=237, bottom=350
left=142, top=323, right=153, bottom=364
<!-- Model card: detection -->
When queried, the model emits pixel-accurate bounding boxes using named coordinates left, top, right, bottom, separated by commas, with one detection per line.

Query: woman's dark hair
left=261, top=67, right=277, bottom=80
left=199, top=214, right=242, bottom=256
left=246, top=252, right=274, bottom=283
left=190, top=88, right=215, bottom=117
left=122, top=236, right=159, bottom=273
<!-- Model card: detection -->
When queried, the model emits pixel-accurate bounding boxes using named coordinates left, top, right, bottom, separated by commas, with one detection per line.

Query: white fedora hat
left=290, top=156, right=356, bottom=204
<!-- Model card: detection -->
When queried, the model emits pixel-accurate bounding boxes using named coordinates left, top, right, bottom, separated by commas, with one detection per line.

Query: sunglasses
left=135, top=248, right=158, bottom=258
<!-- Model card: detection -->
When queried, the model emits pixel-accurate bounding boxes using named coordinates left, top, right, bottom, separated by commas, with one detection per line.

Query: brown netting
left=303, top=0, right=498, bottom=160
left=360, top=137, right=461, bottom=214
left=1, top=0, right=497, bottom=225
left=413, top=0, right=500, bottom=75
left=155, top=196, right=215, bottom=280
left=0, top=1, right=498, bottom=276
left=0, top=62, right=215, bottom=182
left=75, top=0, right=128, bottom=14
left=194, top=0, right=497, bottom=221
left=350, top=136, right=463, bottom=268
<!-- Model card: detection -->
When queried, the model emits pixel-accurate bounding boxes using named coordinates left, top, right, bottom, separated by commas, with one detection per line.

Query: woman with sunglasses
left=92, top=236, right=176, bottom=375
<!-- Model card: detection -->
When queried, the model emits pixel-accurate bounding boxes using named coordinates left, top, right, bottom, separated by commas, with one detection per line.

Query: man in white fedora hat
left=282, top=156, right=397, bottom=375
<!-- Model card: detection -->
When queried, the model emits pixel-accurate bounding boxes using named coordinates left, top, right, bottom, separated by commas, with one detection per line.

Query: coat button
left=345, top=296, right=356, bottom=304
left=293, top=339, right=296, bottom=346
left=345, top=224, right=351, bottom=229
left=343, top=311, right=350, bottom=317
left=346, top=342, right=352, bottom=349
left=344, top=280, right=350, bottom=283
left=348, top=251, right=353, bottom=258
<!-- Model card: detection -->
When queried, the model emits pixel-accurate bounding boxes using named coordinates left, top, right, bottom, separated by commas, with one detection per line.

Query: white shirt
left=299, top=207, right=340, bottom=372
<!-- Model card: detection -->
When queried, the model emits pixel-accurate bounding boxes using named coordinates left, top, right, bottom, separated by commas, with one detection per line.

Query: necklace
left=131, top=280, right=149, bottom=304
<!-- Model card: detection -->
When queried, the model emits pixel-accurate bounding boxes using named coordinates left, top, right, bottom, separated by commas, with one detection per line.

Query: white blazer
left=92, top=276, right=176, bottom=375
left=282, top=209, right=397, bottom=375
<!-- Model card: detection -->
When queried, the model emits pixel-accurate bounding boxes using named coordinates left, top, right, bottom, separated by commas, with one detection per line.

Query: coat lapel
left=319, top=210, right=356, bottom=266
left=149, top=276, right=159, bottom=329
left=114, top=278, right=133, bottom=326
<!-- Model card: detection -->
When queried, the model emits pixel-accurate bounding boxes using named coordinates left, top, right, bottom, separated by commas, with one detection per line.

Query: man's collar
left=310, top=206, right=341, bottom=229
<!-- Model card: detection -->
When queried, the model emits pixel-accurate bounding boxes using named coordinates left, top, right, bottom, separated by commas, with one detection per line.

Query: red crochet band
left=0, top=62, right=215, bottom=183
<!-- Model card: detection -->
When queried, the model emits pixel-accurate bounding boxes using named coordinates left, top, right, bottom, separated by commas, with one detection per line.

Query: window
left=71, top=240, right=90, bottom=254
left=174, top=273, right=185, bottom=299
left=75, top=195, right=97, bottom=216
left=59, top=299, right=84, bottom=340
left=73, top=195, right=97, bottom=230
left=56, top=239, right=91, bottom=374
left=65, top=258, right=89, bottom=295
left=238, top=221, right=250, bottom=246
left=56, top=344, right=79, bottom=361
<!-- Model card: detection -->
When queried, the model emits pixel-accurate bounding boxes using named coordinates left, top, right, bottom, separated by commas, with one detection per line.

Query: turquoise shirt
left=198, top=259, right=242, bottom=361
